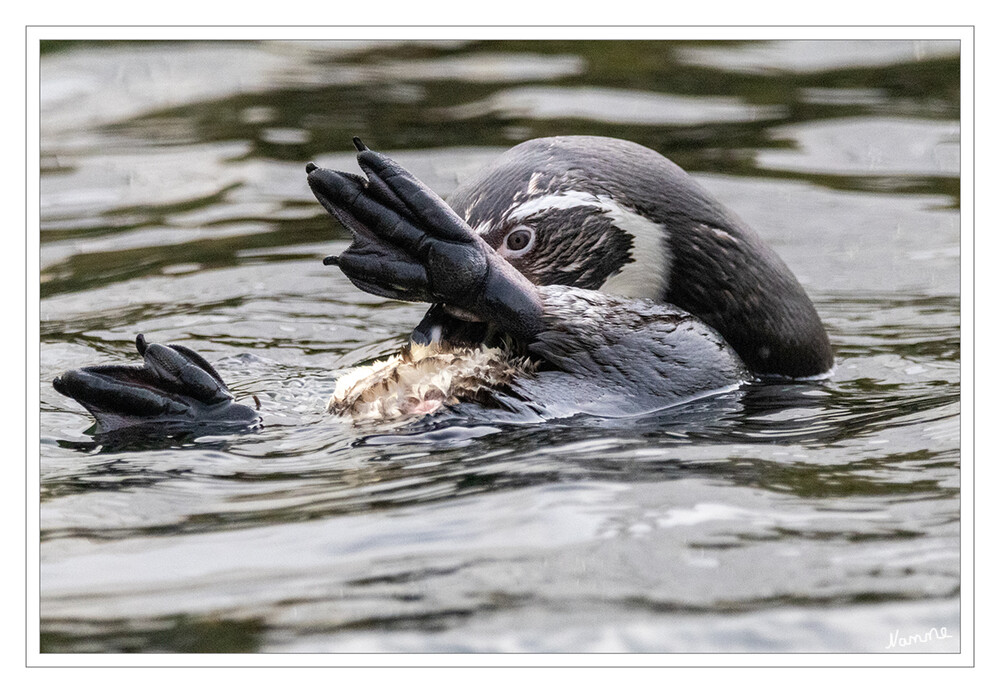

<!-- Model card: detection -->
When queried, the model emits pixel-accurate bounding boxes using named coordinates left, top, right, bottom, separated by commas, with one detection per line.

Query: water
left=37, top=39, right=961, bottom=654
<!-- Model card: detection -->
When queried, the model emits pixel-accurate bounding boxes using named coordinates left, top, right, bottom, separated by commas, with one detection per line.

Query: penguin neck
left=663, top=218, right=833, bottom=378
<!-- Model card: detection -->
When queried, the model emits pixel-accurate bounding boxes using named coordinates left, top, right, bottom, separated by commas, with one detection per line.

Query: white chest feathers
left=329, top=341, right=533, bottom=421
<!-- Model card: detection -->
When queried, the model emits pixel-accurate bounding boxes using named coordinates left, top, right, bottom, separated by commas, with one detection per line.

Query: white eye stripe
left=598, top=199, right=671, bottom=300
left=507, top=190, right=604, bottom=221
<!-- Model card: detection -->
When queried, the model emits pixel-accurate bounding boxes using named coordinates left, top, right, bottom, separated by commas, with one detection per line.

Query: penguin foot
left=52, top=334, right=262, bottom=434
left=307, top=141, right=544, bottom=342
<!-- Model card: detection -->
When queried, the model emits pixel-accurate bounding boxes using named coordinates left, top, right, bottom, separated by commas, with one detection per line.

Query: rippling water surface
left=38, top=39, right=961, bottom=654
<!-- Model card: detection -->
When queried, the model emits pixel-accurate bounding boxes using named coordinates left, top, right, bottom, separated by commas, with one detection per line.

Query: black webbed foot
left=307, top=140, right=544, bottom=343
left=52, top=334, right=261, bottom=435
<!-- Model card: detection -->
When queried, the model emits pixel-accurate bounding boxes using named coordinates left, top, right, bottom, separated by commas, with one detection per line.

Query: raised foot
left=307, top=139, right=544, bottom=343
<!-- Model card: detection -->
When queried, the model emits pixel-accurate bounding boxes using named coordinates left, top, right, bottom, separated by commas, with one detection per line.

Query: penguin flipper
left=52, top=334, right=261, bottom=434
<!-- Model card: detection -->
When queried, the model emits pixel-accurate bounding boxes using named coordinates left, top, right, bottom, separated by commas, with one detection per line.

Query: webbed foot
left=52, top=334, right=261, bottom=434
left=307, top=139, right=544, bottom=343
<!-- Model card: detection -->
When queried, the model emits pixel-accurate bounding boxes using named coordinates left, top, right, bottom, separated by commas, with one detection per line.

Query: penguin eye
left=504, top=226, right=534, bottom=255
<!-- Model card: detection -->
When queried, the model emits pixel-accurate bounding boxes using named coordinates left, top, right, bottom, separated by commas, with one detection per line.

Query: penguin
left=309, top=136, right=830, bottom=420
left=52, top=136, right=832, bottom=432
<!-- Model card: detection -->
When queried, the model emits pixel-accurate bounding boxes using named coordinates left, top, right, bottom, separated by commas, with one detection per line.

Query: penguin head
left=449, top=137, right=677, bottom=301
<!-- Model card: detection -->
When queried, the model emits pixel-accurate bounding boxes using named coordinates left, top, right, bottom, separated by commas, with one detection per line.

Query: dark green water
left=39, top=39, right=960, bottom=653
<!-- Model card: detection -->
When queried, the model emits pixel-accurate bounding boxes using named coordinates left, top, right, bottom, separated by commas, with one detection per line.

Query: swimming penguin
left=52, top=136, right=832, bottom=432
